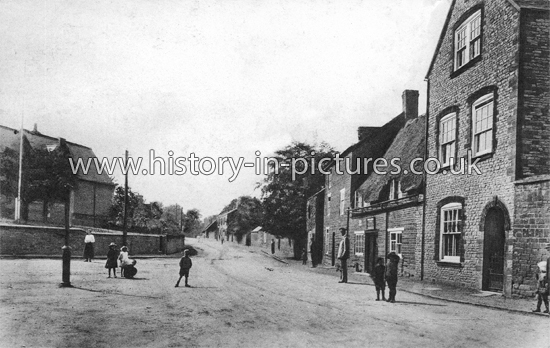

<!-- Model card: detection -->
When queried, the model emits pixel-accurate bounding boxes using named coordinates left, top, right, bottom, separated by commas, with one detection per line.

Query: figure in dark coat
left=309, top=237, right=317, bottom=268
left=301, top=248, right=307, bottom=265
left=385, top=252, right=400, bottom=303
left=271, top=239, right=275, bottom=254
left=371, top=257, right=386, bottom=301
left=337, top=228, right=350, bottom=283
left=105, top=242, right=119, bottom=278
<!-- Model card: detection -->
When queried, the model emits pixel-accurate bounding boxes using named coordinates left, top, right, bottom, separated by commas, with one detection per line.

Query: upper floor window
left=455, top=10, right=481, bottom=70
left=472, top=93, right=494, bottom=156
left=439, top=113, right=457, bottom=167
left=328, top=173, right=332, bottom=189
left=354, top=191, right=363, bottom=208
left=339, top=188, right=346, bottom=215
left=389, top=179, right=401, bottom=200
left=440, top=202, right=462, bottom=263
left=327, top=193, right=331, bottom=217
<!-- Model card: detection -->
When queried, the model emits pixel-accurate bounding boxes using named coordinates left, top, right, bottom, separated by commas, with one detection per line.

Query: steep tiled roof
left=358, top=114, right=426, bottom=204
left=0, top=125, right=22, bottom=151
left=0, top=124, right=115, bottom=186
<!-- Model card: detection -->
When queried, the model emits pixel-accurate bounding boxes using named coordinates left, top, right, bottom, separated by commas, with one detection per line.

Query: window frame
left=325, top=228, right=330, bottom=255
left=471, top=93, right=494, bottom=157
left=438, top=112, right=457, bottom=168
left=454, top=10, right=482, bottom=71
left=388, top=227, right=403, bottom=258
left=326, top=193, right=331, bottom=217
left=354, top=231, right=365, bottom=256
left=339, top=188, right=346, bottom=216
left=439, top=202, right=463, bottom=263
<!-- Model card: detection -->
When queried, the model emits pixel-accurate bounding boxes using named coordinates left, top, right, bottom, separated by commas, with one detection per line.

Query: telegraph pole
left=15, top=115, right=24, bottom=222
left=122, top=150, right=128, bottom=246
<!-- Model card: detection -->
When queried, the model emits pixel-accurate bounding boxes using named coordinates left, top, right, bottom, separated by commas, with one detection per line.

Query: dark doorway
left=482, top=207, right=506, bottom=292
left=364, top=233, right=377, bottom=274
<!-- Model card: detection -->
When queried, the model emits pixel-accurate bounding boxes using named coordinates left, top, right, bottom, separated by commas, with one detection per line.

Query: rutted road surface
left=0, top=239, right=548, bottom=348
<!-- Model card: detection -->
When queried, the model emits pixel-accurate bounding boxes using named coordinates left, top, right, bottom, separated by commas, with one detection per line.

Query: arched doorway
left=482, top=207, right=506, bottom=291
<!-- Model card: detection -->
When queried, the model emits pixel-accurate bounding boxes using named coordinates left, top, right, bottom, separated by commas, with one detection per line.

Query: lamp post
left=60, top=191, right=72, bottom=287
left=122, top=150, right=128, bottom=246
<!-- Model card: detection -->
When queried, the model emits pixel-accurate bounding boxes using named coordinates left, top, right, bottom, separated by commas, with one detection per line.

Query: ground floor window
left=325, top=228, right=330, bottom=255
left=388, top=228, right=403, bottom=258
left=440, top=202, right=462, bottom=263
left=354, top=231, right=364, bottom=256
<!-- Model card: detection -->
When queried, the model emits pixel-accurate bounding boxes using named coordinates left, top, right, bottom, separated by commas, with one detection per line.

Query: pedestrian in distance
left=386, top=252, right=400, bottom=303
left=105, top=242, right=119, bottom=278
left=310, top=236, right=317, bottom=268
left=371, top=257, right=387, bottom=301
left=532, top=260, right=549, bottom=313
left=301, top=247, right=307, bottom=265
left=175, top=249, right=193, bottom=288
left=83, top=230, right=95, bottom=262
left=337, top=228, right=350, bottom=283
left=271, top=239, right=276, bottom=254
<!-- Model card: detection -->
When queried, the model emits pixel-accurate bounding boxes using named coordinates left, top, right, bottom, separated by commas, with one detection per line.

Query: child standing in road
left=371, top=257, right=386, bottom=301
left=105, top=242, right=119, bottom=278
left=175, top=249, right=193, bottom=288
left=301, top=248, right=307, bottom=265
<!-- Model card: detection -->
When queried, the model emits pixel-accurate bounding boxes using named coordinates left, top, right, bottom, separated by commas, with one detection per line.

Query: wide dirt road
left=0, top=239, right=548, bottom=348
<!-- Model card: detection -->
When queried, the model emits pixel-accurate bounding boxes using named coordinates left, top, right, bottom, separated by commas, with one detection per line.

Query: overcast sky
left=1, top=0, right=450, bottom=218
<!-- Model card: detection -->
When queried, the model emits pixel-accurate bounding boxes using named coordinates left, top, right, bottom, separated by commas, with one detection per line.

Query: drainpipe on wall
left=420, top=78, right=431, bottom=281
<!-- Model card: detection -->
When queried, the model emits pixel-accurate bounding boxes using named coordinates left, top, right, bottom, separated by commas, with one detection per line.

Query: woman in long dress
left=83, top=230, right=95, bottom=262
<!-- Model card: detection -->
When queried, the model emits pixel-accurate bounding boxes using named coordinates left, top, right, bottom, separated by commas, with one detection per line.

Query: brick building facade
left=315, top=91, right=417, bottom=271
left=353, top=112, right=426, bottom=278
left=0, top=124, right=116, bottom=227
left=424, top=0, right=549, bottom=296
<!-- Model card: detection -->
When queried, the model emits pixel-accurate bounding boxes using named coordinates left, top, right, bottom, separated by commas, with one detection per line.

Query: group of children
left=104, top=243, right=137, bottom=278
left=105, top=242, right=193, bottom=286
left=371, top=254, right=400, bottom=303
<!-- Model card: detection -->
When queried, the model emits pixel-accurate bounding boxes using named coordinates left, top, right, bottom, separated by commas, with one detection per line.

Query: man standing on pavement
left=310, top=236, right=317, bottom=268
left=337, top=228, right=350, bottom=283
left=271, top=239, right=276, bottom=254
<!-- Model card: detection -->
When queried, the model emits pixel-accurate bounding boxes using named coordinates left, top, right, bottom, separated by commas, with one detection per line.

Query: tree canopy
left=221, top=196, right=263, bottom=242
left=258, top=141, right=335, bottom=253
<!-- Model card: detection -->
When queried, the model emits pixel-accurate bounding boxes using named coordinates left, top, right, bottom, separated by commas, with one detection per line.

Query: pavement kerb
left=292, top=263, right=549, bottom=318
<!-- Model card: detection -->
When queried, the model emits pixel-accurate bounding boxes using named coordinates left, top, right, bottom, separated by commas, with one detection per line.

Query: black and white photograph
left=0, top=0, right=549, bottom=347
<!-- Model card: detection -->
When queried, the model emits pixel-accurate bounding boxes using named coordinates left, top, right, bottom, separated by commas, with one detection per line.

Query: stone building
left=424, top=0, right=549, bottom=296
left=0, top=124, right=116, bottom=227
left=316, top=90, right=418, bottom=269
left=352, top=113, right=426, bottom=277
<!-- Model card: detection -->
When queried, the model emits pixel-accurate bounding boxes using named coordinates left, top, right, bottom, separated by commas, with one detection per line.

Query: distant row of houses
left=0, top=124, right=115, bottom=227
left=307, top=0, right=549, bottom=297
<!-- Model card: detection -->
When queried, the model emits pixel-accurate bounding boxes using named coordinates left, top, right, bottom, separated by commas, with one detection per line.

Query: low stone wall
left=0, top=224, right=185, bottom=257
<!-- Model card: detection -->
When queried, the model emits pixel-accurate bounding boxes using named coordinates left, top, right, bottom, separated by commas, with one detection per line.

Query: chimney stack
left=402, top=90, right=419, bottom=120
left=357, top=126, right=381, bottom=142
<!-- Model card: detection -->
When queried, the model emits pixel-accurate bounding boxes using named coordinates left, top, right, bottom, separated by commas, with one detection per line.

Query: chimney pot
left=357, top=126, right=381, bottom=142
left=402, top=90, right=419, bottom=120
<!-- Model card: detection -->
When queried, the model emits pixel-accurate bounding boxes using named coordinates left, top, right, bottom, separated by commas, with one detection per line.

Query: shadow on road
left=71, top=286, right=162, bottom=299
left=393, top=300, right=446, bottom=307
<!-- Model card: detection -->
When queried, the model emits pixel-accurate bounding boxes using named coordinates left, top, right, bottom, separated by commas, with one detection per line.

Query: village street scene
left=1, top=0, right=549, bottom=347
